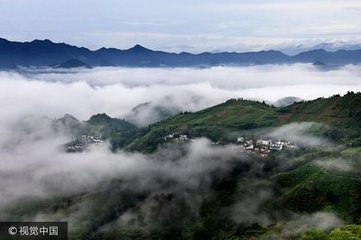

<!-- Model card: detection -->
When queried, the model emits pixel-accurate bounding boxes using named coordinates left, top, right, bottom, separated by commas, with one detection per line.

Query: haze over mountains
left=1, top=38, right=361, bottom=68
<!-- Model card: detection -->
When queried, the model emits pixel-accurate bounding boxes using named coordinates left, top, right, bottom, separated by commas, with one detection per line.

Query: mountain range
left=1, top=38, right=361, bottom=68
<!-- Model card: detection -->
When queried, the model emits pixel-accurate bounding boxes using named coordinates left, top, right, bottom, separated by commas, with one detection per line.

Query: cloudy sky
left=1, top=0, right=361, bottom=52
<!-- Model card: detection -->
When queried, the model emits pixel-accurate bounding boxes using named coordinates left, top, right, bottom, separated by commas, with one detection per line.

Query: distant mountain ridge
left=0, top=38, right=361, bottom=68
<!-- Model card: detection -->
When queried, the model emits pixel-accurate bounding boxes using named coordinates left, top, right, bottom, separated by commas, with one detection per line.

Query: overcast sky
left=1, top=0, right=361, bottom=52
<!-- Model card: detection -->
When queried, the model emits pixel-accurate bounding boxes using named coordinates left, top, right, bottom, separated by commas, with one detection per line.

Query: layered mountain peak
left=30, top=39, right=53, bottom=44
left=127, top=44, right=152, bottom=53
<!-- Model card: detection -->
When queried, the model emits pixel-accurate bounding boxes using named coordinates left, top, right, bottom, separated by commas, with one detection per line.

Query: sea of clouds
left=1, top=64, right=361, bottom=126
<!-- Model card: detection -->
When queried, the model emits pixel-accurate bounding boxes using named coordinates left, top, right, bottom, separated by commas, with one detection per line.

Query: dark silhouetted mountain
left=0, top=38, right=110, bottom=68
left=311, top=60, right=340, bottom=71
left=1, top=38, right=361, bottom=68
left=294, top=49, right=361, bottom=65
left=53, top=58, right=92, bottom=69
left=312, top=60, right=326, bottom=66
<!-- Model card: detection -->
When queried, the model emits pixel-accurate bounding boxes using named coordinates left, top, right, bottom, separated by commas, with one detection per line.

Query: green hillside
left=159, top=91, right=361, bottom=131
left=279, top=91, right=361, bottom=125
left=165, top=99, right=279, bottom=129
left=127, top=92, right=361, bottom=152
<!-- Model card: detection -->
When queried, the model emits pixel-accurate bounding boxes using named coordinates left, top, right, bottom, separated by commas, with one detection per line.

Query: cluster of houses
left=66, top=135, right=104, bottom=152
left=161, top=133, right=296, bottom=158
left=163, top=133, right=190, bottom=144
left=64, top=131, right=297, bottom=156
left=237, top=137, right=296, bottom=157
